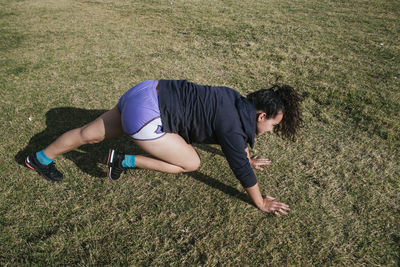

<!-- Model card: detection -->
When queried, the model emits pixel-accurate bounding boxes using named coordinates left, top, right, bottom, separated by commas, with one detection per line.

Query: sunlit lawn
left=0, top=0, right=399, bottom=265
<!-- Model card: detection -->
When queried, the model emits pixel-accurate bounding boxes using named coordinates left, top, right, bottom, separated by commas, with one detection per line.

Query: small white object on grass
left=28, top=116, right=33, bottom=121
left=380, top=42, right=384, bottom=46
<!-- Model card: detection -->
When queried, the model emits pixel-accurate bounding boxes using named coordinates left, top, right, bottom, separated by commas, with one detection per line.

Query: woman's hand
left=245, top=184, right=290, bottom=217
left=258, top=196, right=290, bottom=217
left=249, top=156, right=271, bottom=171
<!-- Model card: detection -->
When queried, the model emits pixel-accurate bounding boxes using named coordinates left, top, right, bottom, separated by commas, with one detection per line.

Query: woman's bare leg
left=133, top=133, right=201, bottom=174
left=44, top=106, right=124, bottom=159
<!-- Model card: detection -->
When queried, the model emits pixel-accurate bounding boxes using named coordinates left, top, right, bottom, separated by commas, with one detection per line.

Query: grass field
left=1, top=0, right=399, bottom=265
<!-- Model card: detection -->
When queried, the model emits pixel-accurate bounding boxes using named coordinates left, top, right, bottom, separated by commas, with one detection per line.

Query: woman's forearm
left=245, top=183, right=263, bottom=208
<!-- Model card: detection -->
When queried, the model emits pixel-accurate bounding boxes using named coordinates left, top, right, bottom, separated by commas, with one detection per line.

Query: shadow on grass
left=194, top=144, right=224, bottom=157
left=15, top=107, right=141, bottom=178
left=187, top=171, right=252, bottom=206
left=15, top=107, right=249, bottom=203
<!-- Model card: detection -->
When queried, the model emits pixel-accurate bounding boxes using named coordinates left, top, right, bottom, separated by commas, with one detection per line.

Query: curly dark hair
left=246, top=84, right=303, bottom=141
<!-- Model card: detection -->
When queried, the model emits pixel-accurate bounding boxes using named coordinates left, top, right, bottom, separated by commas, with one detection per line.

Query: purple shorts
left=118, top=80, right=166, bottom=140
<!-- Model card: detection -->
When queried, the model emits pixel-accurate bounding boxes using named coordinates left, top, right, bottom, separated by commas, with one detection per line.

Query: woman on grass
left=26, top=80, right=302, bottom=216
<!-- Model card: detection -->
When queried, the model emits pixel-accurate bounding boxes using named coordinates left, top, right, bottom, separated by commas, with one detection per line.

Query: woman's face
left=256, top=111, right=283, bottom=137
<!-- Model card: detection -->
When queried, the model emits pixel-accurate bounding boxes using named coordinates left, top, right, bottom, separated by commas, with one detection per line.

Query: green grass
left=1, top=0, right=399, bottom=265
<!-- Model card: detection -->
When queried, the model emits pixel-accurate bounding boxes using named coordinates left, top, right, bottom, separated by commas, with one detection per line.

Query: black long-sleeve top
left=157, top=80, right=258, bottom=188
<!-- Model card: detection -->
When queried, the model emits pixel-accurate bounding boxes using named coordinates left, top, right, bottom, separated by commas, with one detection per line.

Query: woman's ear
left=256, top=111, right=267, bottom=121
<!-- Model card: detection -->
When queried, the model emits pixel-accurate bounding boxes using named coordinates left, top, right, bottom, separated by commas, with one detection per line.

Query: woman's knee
left=181, top=156, right=201, bottom=172
left=79, top=125, right=104, bottom=144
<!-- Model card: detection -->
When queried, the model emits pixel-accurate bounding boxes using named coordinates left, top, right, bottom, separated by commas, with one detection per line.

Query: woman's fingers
left=279, top=209, right=289, bottom=215
left=275, top=203, right=290, bottom=211
left=270, top=202, right=290, bottom=216
left=262, top=196, right=290, bottom=216
left=273, top=207, right=289, bottom=217
left=253, top=161, right=271, bottom=168
left=251, top=158, right=271, bottom=171
left=253, top=158, right=271, bottom=164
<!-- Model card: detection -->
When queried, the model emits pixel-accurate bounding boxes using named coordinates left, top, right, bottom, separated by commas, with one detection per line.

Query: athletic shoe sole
left=107, top=149, right=115, bottom=180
